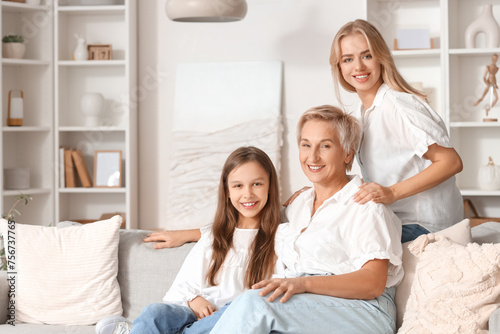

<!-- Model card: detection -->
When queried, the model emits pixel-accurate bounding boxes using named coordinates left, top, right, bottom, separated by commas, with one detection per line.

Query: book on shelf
left=59, top=146, right=67, bottom=188
left=64, top=148, right=76, bottom=188
left=72, top=149, right=93, bottom=187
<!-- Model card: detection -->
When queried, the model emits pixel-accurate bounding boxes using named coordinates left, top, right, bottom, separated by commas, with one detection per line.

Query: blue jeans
left=401, top=224, right=430, bottom=243
left=209, top=287, right=397, bottom=334
left=131, top=302, right=230, bottom=334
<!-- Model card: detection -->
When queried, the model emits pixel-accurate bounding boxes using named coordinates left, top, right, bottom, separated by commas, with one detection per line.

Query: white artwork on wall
left=167, top=61, right=283, bottom=230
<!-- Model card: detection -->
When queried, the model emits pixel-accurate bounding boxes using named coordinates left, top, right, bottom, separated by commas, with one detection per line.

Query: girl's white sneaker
left=95, top=315, right=132, bottom=334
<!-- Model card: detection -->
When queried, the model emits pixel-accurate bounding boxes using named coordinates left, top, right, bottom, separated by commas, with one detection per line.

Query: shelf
left=3, top=188, right=51, bottom=196
left=461, top=189, right=500, bottom=196
left=57, top=5, right=126, bottom=15
left=1, top=2, right=50, bottom=13
left=450, top=122, right=500, bottom=128
left=449, top=48, right=500, bottom=56
left=58, top=60, right=126, bottom=67
left=392, top=49, right=441, bottom=58
left=59, top=187, right=126, bottom=194
left=2, top=58, right=51, bottom=66
left=58, top=126, right=126, bottom=132
left=2, top=126, right=51, bottom=132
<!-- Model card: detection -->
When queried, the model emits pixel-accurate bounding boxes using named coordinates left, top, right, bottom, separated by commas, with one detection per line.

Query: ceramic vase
left=80, top=93, right=104, bottom=127
left=478, top=157, right=500, bottom=190
left=2, top=43, right=26, bottom=59
left=465, top=4, right=500, bottom=48
left=74, top=35, right=88, bottom=61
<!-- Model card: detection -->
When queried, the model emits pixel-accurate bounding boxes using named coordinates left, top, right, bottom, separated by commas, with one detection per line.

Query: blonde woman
left=330, top=19, right=463, bottom=242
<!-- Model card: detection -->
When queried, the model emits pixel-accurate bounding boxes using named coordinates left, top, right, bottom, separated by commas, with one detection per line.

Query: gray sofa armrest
left=490, top=308, right=500, bottom=334
left=0, top=270, right=9, bottom=324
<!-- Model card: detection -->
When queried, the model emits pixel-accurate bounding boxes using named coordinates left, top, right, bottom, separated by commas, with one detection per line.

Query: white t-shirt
left=280, top=175, right=403, bottom=288
left=351, top=83, right=463, bottom=233
left=163, top=223, right=288, bottom=310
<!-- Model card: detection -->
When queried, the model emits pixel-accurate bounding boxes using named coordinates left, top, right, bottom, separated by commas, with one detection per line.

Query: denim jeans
left=209, top=287, right=397, bottom=334
left=131, top=302, right=230, bottom=334
left=401, top=224, right=430, bottom=243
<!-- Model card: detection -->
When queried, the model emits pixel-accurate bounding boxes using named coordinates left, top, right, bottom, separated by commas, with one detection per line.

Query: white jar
left=80, top=92, right=105, bottom=127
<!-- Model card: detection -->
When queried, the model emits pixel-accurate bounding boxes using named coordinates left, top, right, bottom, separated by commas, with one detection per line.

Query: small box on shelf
left=88, top=44, right=112, bottom=60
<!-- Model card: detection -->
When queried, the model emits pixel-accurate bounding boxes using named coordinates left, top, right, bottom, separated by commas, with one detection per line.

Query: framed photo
left=93, top=150, right=122, bottom=187
left=87, top=44, right=113, bottom=60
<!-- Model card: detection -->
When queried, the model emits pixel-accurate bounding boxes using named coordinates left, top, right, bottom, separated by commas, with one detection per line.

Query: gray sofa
left=1, top=223, right=500, bottom=333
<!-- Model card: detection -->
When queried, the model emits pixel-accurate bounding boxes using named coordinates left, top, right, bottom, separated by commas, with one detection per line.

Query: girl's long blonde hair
left=330, top=19, right=427, bottom=103
left=207, top=146, right=281, bottom=289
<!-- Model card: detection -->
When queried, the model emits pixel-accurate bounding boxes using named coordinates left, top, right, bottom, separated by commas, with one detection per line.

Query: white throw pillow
left=395, top=219, right=472, bottom=329
left=398, top=234, right=500, bottom=333
left=0, top=216, right=123, bottom=325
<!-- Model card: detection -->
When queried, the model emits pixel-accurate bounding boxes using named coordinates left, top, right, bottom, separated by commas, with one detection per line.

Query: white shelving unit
left=365, top=0, right=500, bottom=217
left=54, top=0, right=137, bottom=228
left=0, top=0, right=54, bottom=225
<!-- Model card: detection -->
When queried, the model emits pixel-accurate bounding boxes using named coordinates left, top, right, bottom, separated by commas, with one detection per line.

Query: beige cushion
left=0, top=216, right=123, bottom=325
left=395, top=219, right=472, bottom=328
left=398, top=233, right=500, bottom=333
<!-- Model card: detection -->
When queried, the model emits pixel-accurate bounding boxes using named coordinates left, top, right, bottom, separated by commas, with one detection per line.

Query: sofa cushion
left=118, top=229, right=195, bottom=320
left=0, top=216, right=122, bottom=326
left=472, top=221, right=500, bottom=244
left=398, top=234, right=500, bottom=333
left=395, top=219, right=472, bottom=328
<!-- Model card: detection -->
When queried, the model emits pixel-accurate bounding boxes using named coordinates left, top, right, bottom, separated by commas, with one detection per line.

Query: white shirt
left=280, top=175, right=403, bottom=288
left=163, top=223, right=288, bottom=310
left=352, top=84, right=463, bottom=233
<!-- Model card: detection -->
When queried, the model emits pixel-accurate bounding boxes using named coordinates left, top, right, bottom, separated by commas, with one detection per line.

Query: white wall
left=137, top=0, right=363, bottom=230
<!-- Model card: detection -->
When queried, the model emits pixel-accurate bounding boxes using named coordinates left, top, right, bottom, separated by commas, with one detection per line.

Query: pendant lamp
left=165, top=0, right=248, bottom=22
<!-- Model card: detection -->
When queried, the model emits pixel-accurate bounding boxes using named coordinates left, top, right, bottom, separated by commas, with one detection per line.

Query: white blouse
left=280, top=175, right=404, bottom=288
left=163, top=223, right=288, bottom=310
left=351, top=83, right=463, bottom=233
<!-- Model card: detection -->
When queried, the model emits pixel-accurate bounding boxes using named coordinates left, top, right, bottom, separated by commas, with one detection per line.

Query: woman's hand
left=353, top=182, right=397, bottom=205
left=143, top=229, right=201, bottom=249
left=188, top=296, right=216, bottom=320
left=252, top=278, right=306, bottom=303
left=283, top=187, right=311, bottom=206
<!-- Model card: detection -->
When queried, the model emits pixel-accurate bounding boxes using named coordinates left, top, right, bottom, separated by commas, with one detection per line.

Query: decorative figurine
left=474, top=54, right=499, bottom=122
left=73, top=34, right=88, bottom=61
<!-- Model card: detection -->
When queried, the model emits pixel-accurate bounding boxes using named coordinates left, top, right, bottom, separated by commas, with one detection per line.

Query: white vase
left=2, top=43, right=26, bottom=59
left=74, top=36, right=87, bottom=61
left=465, top=4, right=500, bottom=48
left=80, top=93, right=104, bottom=127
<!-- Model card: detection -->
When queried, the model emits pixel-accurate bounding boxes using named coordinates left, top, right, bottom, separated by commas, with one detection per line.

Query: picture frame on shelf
left=87, top=44, right=112, bottom=60
left=394, top=29, right=433, bottom=50
left=93, top=150, right=122, bottom=188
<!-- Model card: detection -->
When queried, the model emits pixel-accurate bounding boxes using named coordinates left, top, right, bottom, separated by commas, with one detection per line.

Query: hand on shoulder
left=353, top=182, right=397, bottom=205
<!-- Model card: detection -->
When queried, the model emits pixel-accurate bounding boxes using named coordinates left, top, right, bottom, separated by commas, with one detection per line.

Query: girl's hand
left=353, top=182, right=396, bottom=205
left=252, top=278, right=306, bottom=303
left=283, top=187, right=311, bottom=206
left=188, top=296, right=216, bottom=320
left=143, top=229, right=200, bottom=249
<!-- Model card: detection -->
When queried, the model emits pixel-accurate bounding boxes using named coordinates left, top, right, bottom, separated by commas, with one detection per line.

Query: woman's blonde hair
left=207, top=146, right=281, bottom=289
left=297, top=105, right=360, bottom=172
left=329, top=19, right=427, bottom=103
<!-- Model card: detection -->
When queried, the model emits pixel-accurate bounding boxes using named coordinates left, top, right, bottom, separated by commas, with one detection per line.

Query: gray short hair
left=297, top=105, right=360, bottom=171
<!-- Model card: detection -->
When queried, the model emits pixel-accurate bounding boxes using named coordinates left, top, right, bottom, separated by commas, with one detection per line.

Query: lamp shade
left=165, top=0, right=247, bottom=22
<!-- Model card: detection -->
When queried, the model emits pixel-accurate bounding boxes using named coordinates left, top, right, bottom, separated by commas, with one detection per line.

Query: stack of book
left=59, top=147, right=93, bottom=188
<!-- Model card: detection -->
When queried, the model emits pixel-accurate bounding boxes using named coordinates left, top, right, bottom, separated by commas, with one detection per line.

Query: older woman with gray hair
left=209, top=105, right=403, bottom=334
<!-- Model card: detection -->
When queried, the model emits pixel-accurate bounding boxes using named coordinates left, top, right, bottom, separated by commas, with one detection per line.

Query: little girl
left=96, top=146, right=285, bottom=334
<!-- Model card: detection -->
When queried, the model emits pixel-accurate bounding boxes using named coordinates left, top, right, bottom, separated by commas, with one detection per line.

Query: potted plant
left=2, top=34, right=25, bottom=59
left=0, top=193, right=32, bottom=270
